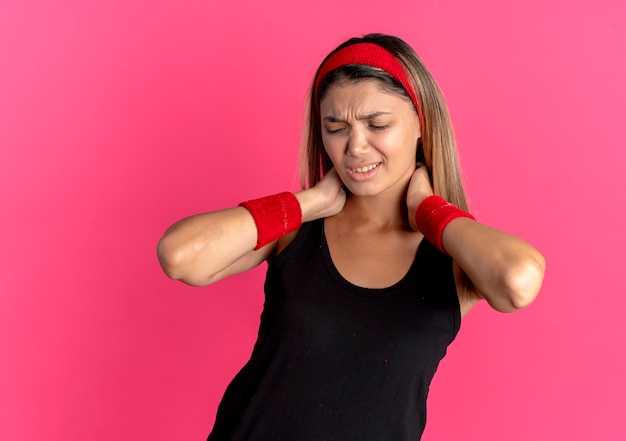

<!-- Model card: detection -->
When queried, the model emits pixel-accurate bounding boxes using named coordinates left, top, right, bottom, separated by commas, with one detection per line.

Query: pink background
left=1, top=0, right=625, bottom=439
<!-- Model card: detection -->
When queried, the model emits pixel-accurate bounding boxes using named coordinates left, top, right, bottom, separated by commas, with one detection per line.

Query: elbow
left=157, top=235, right=185, bottom=280
left=501, top=255, right=546, bottom=311
left=157, top=235, right=216, bottom=286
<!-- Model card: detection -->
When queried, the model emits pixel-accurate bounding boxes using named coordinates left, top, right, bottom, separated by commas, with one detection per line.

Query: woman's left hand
left=406, top=164, right=434, bottom=231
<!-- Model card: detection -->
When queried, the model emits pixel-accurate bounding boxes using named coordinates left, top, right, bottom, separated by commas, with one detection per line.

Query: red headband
left=314, top=42, right=424, bottom=128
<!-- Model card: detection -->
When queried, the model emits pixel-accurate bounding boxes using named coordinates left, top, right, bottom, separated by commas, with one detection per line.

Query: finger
left=413, top=164, right=429, bottom=178
left=328, top=168, right=344, bottom=185
left=325, top=167, right=340, bottom=181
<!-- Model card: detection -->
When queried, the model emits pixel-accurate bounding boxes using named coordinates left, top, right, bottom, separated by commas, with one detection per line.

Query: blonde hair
left=300, top=33, right=469, bottom=211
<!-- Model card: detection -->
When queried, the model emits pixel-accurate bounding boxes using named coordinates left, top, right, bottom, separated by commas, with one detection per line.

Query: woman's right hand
left=296, top=168, right=347, bottom=222
left=157, top=168, right=347, bottom=286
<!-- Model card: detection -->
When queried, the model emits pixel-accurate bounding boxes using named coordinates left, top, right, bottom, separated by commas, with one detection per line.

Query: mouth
left=346, top=162, right=382, bottom=181
left=349, top=162, right=381, bottom=173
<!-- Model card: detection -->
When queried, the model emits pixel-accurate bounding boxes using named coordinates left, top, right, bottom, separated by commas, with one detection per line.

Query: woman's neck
left=341, top=190, right=411, bottom=231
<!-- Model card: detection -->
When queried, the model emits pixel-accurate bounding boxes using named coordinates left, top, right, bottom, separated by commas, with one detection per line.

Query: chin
left=344, top=182, right=383, bottom=197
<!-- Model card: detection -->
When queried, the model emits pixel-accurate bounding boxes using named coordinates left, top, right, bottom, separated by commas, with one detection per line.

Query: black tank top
left=208, top=218, right=461, bottom=441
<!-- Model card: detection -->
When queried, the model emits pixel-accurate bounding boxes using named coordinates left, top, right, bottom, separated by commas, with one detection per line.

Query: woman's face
left=320, top=79, right=421, bottom=198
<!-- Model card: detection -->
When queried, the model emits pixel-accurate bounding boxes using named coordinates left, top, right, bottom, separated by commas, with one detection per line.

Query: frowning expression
left=320, top=79, right=421, bottom=198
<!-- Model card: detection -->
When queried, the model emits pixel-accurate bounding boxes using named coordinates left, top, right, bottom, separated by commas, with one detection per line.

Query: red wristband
left=415, top=195, right=474, bottom=254
left=239, top=192, right=303, bottom=250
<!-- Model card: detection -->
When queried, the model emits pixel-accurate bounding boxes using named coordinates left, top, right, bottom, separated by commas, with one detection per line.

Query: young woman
left=157, top=33, right=546, bottom=441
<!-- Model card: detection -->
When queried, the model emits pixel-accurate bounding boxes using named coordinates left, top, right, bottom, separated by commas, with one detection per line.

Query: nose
left=347, top=127, right=369, bottom=157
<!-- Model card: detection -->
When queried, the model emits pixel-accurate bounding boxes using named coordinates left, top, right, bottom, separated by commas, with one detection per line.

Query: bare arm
left=157, top=169, right=346, bottom=287
left=407, top=166, right=545, bottom=313
left=157, top=206, right=268, bottom=286
left=444, top=218, right=546, bottom=312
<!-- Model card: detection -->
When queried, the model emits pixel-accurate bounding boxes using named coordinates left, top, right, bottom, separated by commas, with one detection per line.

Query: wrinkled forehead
left=319, top=73, right=416, bottom=120
left=314, top=43, right=423, bottom=127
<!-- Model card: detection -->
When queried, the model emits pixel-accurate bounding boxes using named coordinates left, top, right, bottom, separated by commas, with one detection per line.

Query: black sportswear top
left=207, top=218, right=461, bottom=441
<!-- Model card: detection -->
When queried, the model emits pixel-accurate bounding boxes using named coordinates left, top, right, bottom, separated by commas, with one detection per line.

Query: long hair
left=300, top=33, right=469, bottom=211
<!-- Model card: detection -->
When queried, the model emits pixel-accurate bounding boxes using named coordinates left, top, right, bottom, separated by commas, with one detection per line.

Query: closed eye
left=369, top=123, right=390, bottom=131
left=325, top=126, right=346, bottom=134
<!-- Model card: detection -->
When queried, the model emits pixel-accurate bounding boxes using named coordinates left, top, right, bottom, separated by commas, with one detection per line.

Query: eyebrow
left=323, top=111, right=392, bottom=123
